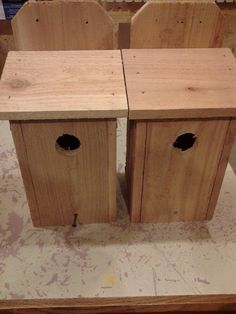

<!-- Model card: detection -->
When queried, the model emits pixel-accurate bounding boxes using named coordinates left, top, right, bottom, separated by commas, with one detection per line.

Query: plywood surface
left=1, top=120, right=236, bottom=300
left=10, top=119, right=116, bottom=226
left=141, top=119, right=229, bottom=222
left=12, top=0, right=114, bottom=50
left=122, top=48, right=236, bottom=119
left=0, top=50, right=127, bottom=120
left=131, top=0, right=224, bottom=49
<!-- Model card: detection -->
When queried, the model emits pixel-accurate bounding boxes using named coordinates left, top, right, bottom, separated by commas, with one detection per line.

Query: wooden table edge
left=1, top=294, right=236, bottom=312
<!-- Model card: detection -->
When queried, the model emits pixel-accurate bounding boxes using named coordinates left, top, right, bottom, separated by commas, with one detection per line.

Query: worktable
left=1, top=118, right=236, bottom=312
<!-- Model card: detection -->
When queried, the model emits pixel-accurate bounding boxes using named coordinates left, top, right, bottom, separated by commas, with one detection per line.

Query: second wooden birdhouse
left=124, top=48, right=236, bottom=223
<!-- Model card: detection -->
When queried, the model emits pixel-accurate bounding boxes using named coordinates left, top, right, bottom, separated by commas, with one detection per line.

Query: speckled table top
left=0, top=118, right=236, bottom=300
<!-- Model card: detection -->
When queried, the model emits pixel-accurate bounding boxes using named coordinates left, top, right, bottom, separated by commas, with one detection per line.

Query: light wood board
left=131, top=0, right=224, bottom=49
left=141, top=119, right=229, bottom=222
left=12, top=0, right=114, bottom=50
left=126, top=120, right=147, bottom=222
left=2, top=3, right=236, bottom=54
left=122, top=48, right=236, bottom=119
left=10, top=119, right=116, bottom=226
left=0, top=50, right=127, bottom=120
left=10, top=121, right=41, bottom=226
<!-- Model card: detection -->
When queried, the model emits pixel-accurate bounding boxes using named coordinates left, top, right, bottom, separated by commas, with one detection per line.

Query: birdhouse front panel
left=123, top=48, right=236, bottom=223
left=10, top=119, right=116, bottom=226
left=140, top=118, right=229, bottom=222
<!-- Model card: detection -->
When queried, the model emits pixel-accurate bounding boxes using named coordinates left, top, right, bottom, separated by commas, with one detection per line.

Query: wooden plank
left=2, top=2, right=236, bottom=52
left=0, top=50, right=127, bottom=120
left=122, top=48, right=236, bottom=120
left=13, top=119, right=115, bottom=226
left=126, top=120, right=147, bottom=222
left=12, top=0, right=114, bottom=50
left=101, top=3, right=236, bottom=54
left=4, top=2, right=236, bottom=53
left=141, top=119, right=229, bottom=222
left=206, top=118, right=236, bottom=219
left=10, top=121, right=41, bottom=226
left=107, top=119, right=117, bottom=221
left=131, top=0, right=225, bottom=48
left=1, top=294, right=236, bottom=313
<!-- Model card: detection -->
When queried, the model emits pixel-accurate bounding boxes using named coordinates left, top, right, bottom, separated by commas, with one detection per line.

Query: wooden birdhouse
left=0, top=50, right=127, bottom=226
left=124, top=48, right=236, bottom=223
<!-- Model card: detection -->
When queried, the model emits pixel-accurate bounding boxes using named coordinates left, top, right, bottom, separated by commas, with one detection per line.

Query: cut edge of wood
left=131, top=0, right=217, bottom=26
left=0, top=110, right=128, bottom=121
left=127, top=121, right=147, bottom=223
left=128, top=108, right=236, bottom=120
left=107, top=119, right=117, bottom=222
left=1, top=294, right=236, bottom=311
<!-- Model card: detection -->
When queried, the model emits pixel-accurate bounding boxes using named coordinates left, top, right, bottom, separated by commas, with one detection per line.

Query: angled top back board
left=12, top=0, right=114, bottom=50
left=131, top=0, right=224, bottom=48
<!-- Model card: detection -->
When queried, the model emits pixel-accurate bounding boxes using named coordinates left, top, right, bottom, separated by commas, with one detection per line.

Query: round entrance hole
left=173, top=133, right=196, bottom=151
left=56, top=134, right=80, bottom=152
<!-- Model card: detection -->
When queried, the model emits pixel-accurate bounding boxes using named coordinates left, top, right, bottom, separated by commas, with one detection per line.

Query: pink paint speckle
left=46, top=273, right=58, bottom=286
left=7, top=211, right=24, bottom=243
left=194, top=277, right=210, bottom=285
left=4, top=283, right=10, bottom=289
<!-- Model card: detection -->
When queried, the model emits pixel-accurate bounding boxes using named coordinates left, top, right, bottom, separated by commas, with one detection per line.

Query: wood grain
left=10, top=121, right=41, bottom=226
left=1, top=294, right=236, bottom=313
left=206, top=118, right=236, bottom=219
left=141, top=119, right=229, bottom=222
left=131, top=0, right=224, bottom=49
left=10, top=119, right=116, bottom=226
left=122, top=48, right=236, bottom=119
left=2, top=2, right=236, bottom=53
left=1, top=3, right=236, bottom=69
left=0, top=50, right=127, bottom=120
left=126, top=120, right=147, bottom=222
left=107, top=119, right=117, bottom=221
left=12, top=0, right=114, bottom=50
